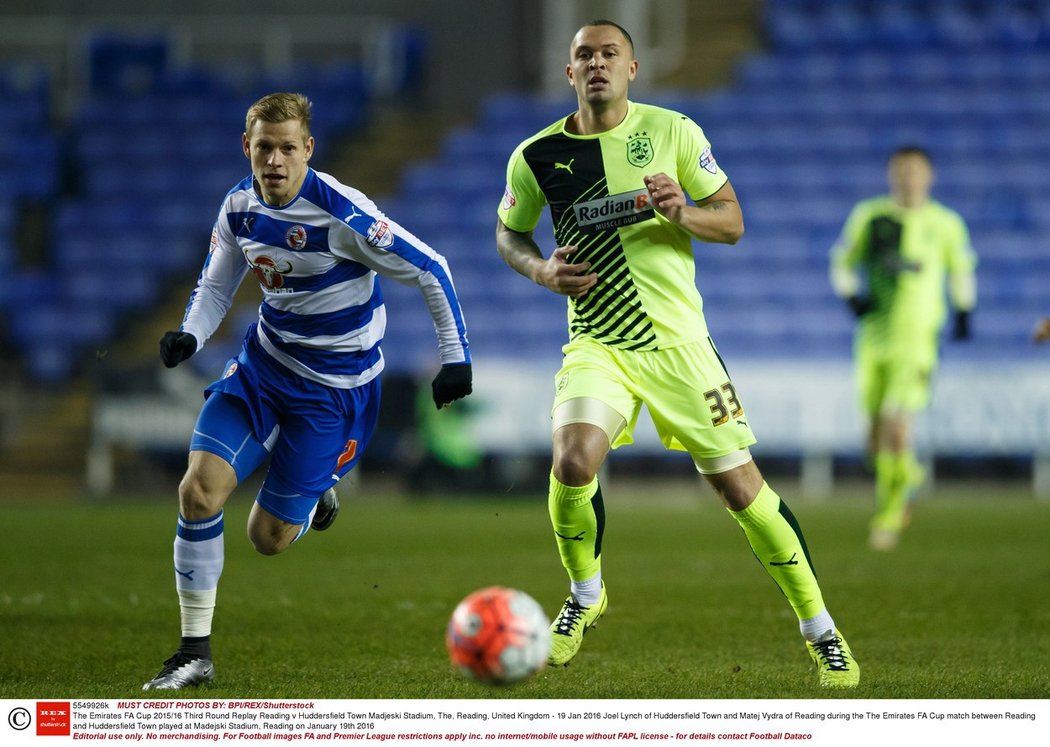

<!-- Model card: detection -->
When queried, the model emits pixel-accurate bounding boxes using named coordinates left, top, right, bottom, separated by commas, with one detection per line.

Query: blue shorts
left=189, top=332, right=381, bottom=525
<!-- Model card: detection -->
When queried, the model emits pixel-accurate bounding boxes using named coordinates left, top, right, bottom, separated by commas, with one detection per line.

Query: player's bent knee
left=551, top=413, right=616, bottom=487
left=552, top=451, right=600, bottom=487
left=246, top=523, right=293, bottom=556
left=248, top=536, right=286, bottom=556
left=697, top=453, right=763, bottom=511
left=247, top=503, right=300, bottom=556
left=179, top=451, right=237, bottom=519
left=177, top=472, right=226, bottom=519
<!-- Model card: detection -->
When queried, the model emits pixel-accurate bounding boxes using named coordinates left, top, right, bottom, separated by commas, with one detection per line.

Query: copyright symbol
left=8, top=708, right=31, bottom=731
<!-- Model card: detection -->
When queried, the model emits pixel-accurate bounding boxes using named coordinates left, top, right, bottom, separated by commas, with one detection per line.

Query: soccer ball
left=446, top=586, right=551, bottom=685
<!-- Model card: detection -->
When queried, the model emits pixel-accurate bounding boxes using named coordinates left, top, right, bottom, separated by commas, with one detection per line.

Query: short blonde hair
left=245, top=92, right=313, bottom=142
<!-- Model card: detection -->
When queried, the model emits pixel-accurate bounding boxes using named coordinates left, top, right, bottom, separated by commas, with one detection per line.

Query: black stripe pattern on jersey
left=864, top=215, right=915, bottom=317
left=523, top=132, right=657, bottom=351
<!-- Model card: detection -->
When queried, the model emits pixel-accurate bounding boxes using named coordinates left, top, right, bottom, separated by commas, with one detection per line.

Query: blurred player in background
left=496, top=20, right=859, bottom=688
left=830, top=146, right=976, bottom=551
left=144, top=92, right=472, bottom=690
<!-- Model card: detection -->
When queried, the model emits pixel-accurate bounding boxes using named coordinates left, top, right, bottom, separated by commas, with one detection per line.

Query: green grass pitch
left=1, top=480, right=1048, bottom=700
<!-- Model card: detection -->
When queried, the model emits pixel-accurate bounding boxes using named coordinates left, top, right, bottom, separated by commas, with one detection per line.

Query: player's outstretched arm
left=496, top=220, right=597, bottom=299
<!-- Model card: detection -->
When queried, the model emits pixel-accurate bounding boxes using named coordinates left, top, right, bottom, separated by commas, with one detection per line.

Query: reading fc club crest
left=285, top=225, right=308, bottom=250
left=627, top=132, right=653, bottom=167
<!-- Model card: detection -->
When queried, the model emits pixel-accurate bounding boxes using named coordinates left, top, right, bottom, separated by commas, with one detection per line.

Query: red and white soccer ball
left=446, top=586, right=551, bottom=685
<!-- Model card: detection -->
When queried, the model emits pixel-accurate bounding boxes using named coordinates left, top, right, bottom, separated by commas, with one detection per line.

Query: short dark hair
left=891, top=145, right=932, bottom=164
left=582, top=19, right=635, bottom=54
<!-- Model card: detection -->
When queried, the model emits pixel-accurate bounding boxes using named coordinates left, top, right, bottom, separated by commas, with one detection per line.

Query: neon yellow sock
left=548, top=472, right=605, bottom=582
left=873, top=452, right=910, bottom=532
left=729, top=482, right=826, bottom=620
left=904, top=452, right=926, bottom=491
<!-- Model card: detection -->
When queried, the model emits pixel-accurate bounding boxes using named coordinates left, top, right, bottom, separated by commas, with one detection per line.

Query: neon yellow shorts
left=856, top=344, right=936, bottom=416
left=551, top=336, right=757, bottom=459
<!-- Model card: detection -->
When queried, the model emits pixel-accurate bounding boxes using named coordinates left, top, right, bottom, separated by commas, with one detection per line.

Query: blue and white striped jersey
left=180, top=168, right=470, bottom=389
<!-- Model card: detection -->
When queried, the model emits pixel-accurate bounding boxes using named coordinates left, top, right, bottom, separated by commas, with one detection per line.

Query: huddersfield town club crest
left=627, top=133, right=653, bottom=167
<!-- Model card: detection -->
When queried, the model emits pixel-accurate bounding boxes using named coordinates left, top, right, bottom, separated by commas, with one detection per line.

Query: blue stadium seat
left=9, top=303, right=113, bottom=350
left=0, top=63, right=50, bottom=133
left=63, top=267, right=157, bottom=311
left=86, top=33, right=170, bottom=96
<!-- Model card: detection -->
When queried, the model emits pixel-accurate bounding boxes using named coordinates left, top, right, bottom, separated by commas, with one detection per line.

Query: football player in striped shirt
left=496, top=21, right=858, bottom=687
left=143, top=92, right=472, bottom=690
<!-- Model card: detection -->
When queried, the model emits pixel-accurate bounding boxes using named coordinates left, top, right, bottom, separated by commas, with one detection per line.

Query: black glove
left=846, top=295, right=873, bottom=318
left=952, top=310, right=971, bottom=341
left=159, top=331, right=197, bottom=368
left=432, top=363, right=472, bottom=409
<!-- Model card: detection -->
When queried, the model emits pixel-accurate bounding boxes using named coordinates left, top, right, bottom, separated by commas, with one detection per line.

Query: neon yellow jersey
left=831, top=195, right=976, bottom=357
left=498, top=101, right=729, bottom=351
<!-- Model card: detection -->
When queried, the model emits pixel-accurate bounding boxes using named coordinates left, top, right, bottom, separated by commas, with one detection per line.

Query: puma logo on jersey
left=554, top=530, right=586, bottom=542
left=555, top=158, right=575, bottom=174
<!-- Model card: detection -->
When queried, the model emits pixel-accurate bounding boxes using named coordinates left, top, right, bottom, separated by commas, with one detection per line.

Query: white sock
left=570, top=573, right=603, bottom=607
left=799, top=609, right=836, bottom=642
left=174, top=512, right=224, bottom=638
left=178, top=589, right=217, bottom=638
